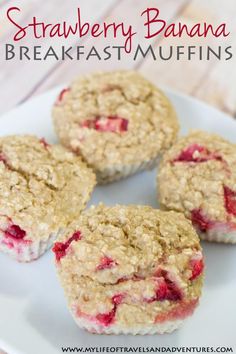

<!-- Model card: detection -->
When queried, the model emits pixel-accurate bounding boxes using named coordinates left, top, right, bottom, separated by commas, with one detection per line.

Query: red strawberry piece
left=189, top=258, right=204, bottom=281
left=112, top=293, right=125, bottom=305
left=56, top=88, right=70, bottom=105
left=191, top=209, right=213, bottom=232
left=95, top=116, right=128, bottom=133
left=224, top=186, right=236, bottom=217
left=155, top=280, right=168, bottom=301
left=52, top=243, right=68, bottom=262
left=4, top=224, right=26, bottom=240
left=81, top=116, right=128, bottom=133
left=173, top=144, right=222, bottom=164
left=96, top=256, right=117, bottom=271
left=96, top=293, right=125, bottom=327
left=160, top=271, right=183, bottom=301
left=165, top=280, right=182, bottom=301
left=147, top=271, right=182, bottom=303
left=0, top=153, right=7, bottom=164
left=52, top=230, right=81, bottom=262
left=96, top=308, right=116, bottom=327
left=39, top=138, right=50, bottom=149
left=174, top=144, right=208, bottom=163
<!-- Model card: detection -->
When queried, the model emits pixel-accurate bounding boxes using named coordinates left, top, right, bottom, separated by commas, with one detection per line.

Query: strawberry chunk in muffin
left=81, top=116, right=129, bottom=133
left=224, top=186, right=236, bottom=217
left=173, top=144, right=223, bottom=164
left=53, top=231, right=82, bottom=262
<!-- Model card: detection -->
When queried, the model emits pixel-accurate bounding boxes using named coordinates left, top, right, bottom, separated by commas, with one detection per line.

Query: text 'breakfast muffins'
left=0, top=135, right=96, bottom=262
left=53, top=205, right=204, bottom=335
left=158, top=131, right=236, bottom=244
left=52, top=71, right=179, bottom=184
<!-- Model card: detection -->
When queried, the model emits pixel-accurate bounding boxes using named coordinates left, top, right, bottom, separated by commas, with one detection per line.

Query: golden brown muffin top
left=0, top=135, right=96, bottom=240
left=53, top=71, right=179, bottom=170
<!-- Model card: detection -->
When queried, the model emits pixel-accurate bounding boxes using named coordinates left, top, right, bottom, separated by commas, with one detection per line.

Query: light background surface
left=0, top=0, right=235, bottom=116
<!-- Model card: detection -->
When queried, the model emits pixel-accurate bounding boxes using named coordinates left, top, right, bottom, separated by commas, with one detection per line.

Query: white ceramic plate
left=0, top=88, right=235, bottom=354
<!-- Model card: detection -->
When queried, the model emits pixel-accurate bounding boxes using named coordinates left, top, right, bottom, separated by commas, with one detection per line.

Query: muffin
left=53, top=204, right=204, bottom=335
left=0, top=135, right=96, bottom=262
left=52, top=71, right=179, bottom=184
left=158, top=130, right=236, bottom=244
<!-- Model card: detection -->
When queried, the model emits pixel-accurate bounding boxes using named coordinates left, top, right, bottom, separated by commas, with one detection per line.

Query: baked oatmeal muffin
left=0, top=135, right=96, bottom=262
left=53, top=204, right=204, bottom=335
left=158, top=130, right=236, bottom=244
left=52, top=71, right=179, bottom=184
